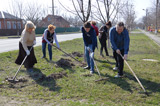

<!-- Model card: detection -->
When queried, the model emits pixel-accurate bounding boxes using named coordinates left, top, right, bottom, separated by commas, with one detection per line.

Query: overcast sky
left=0, top=0, right=152, bottom=21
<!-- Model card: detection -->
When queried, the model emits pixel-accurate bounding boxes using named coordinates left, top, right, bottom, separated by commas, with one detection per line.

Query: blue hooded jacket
left=81, top=27, right=97, bottom=52
left=109, top=27, right=130, bottom=54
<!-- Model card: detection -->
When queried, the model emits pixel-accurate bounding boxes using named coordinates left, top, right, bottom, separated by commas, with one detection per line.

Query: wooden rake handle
left=119, top=54, right=147, bottom=93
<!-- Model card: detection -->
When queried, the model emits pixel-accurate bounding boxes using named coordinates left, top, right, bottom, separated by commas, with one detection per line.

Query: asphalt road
left=0, top=33, right=82, bottom=53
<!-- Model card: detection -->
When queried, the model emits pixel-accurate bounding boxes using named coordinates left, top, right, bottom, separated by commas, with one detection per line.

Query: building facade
left=38, top=15, right=70, bottom=28
left=0, top=11, right=23, bottom=36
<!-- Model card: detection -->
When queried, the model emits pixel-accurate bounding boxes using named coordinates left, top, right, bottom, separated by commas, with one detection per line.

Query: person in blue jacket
left=81, top=22, right=97, bottom=74
left=110, top=22, right=130, bottom=78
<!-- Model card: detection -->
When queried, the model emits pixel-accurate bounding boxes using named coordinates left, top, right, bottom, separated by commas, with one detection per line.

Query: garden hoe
left=87, top=50, right=108, bottom=82
left=120, top=54, right=149, bottom=96
left=93, top=57, right=108, bottom=82
left=6, top=46, right=33, bottom=83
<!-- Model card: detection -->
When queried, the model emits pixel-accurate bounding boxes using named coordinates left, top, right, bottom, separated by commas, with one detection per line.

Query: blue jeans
left=85, top=44, right=94, bottom=72
left=42, top=42, right=52, bottom=60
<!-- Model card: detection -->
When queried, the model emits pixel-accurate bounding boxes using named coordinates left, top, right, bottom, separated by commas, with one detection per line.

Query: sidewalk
left=140, top=30, right=160, bottom=47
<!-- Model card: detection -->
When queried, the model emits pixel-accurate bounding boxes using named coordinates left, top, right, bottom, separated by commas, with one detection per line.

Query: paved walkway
left=0, top=33, right=82, bottom=53
left=140, top=30, right=160, bottom=46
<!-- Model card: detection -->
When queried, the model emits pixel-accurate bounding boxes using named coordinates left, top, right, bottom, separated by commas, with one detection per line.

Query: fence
left=0, top=27, right=80, bottom=36
left=35, top=27, right=80, bottom=34
left=0, top=29, right=23, bottom=36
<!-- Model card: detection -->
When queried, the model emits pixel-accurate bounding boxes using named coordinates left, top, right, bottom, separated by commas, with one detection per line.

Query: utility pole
left=146, top=9, right=148, bottom=31
left=155, top=0, right=159, bottom=34
left=52, top=0, right=54, bottom=16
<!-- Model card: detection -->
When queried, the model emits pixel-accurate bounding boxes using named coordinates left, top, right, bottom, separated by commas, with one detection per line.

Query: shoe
left=106, top=54, right=109, bottom=56
left=114, top=74, right=123, bottom=78
left=90, top=71, right=94, bottom=74
left=84, top=66, right=90, bottom=70
left=113, top=67, right=118, bottom=71
left=100, top=53, right=104, bottom=57
left=49, top=60, right=53, bottom=63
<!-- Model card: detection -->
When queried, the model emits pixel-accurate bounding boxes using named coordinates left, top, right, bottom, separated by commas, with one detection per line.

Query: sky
left=133, top=0, right=153, bottom=21
left=0, top=0, right=152, bottom=22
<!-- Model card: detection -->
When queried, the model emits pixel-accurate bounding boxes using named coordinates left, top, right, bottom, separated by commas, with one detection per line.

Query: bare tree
left=58, top=0, right=91, bottom=23
left=24, top=2, right=42, bottom=25
left=24, top=2, right=49, bottom=26
left=6, top=0, right=25, bottom=35
left=91, top=0, right=125, bottom=24
left=63, top=15, right=83, bottom=27
left=7, top=0, right=25, bottom=19
left=121, top=1, right=136, bottom=30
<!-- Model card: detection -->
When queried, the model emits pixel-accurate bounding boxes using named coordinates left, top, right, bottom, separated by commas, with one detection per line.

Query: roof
left=47, top=15, right=70, bottom=24
left=38, top=15, right=70, bottom=27
left=0, top=11, right=21, bottom=20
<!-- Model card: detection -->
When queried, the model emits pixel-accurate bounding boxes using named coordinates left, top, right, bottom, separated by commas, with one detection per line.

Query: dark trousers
left=15, top=42, right=37, bottom=68
left=99, top=39, right=109, bottom=56
left=113, top=49, right=124, bottom=75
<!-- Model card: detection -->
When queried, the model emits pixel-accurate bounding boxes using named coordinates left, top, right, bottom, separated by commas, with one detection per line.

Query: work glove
left=26, top=50, right=30, bottom=56
left=124, top=54, right=128, bottom=60
left=116, top=49, right=121, bottom=54
left=86, top=46, right=90, bottom=51
left=33, top=40, right=36, bottom=45
left=50, top=43, right=53, bottom=46
left=90, top=52, right=94, bottom=59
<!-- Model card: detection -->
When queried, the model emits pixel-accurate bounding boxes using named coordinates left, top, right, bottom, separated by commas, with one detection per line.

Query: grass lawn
left=0, top=31, right=160, bottom=105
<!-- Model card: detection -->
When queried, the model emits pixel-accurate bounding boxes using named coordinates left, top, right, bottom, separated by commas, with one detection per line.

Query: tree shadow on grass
left=94, top=58, right=116, bottom=65
left=27, top=68, right=61, bottom=91
left=93, top=70, right=133, bottom=93
left=104, top=73, right=133, bottom=93
left=124, top=71, right=160, bottom=93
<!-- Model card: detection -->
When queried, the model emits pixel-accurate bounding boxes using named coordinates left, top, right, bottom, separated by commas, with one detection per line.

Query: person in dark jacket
left=110, top=22, right=130, bottom=78
left=81, top=22, right=97, bottom=74
left=99, top=21, right=112, bottom=57
left=42, top=24, right=60, bottom=61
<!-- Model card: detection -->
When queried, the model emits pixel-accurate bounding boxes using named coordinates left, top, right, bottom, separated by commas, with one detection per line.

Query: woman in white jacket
left=15, top=21, right=37, bottom=71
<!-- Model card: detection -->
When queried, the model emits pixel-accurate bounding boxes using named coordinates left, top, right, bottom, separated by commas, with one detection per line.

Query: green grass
left=0, top=31, right=160, bottom=105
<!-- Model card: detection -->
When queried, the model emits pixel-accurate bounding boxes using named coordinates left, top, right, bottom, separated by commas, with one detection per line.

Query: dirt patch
left=56, top=58, right=75, bottom=68
left=71, top=52, right=83, bottom=57
left=0, top=77, right=29, bottom=89
left=62, top=52, right=83, bottom=57
left=5, top=77, right=28, bottom=83
left=48, top=72, right=68, bottom=79
left=0, top=69, right=4, bottom=72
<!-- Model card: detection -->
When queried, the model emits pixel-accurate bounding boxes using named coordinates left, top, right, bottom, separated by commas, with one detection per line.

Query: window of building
left=12, top=21, right=16, bottom=29
left=48, top=17, right=51, bottom=21
left=0, top=21, right=1, bottom=29
left=7, top=21, right=11, bottom=29
left=17, top=22, right=21, bottom=29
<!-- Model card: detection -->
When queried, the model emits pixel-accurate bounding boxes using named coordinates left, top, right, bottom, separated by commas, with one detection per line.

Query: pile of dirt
left=5, top=77, right=28, bottom=83
left=56, top=58, right=75, bottom=68
left=71, top=52, right=83, bottom=57
left=62, top=52, right=83, bottom=58
left=48, top=72, right=67, bottom=79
